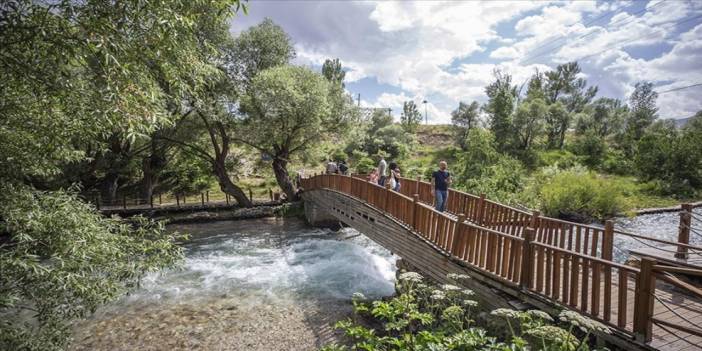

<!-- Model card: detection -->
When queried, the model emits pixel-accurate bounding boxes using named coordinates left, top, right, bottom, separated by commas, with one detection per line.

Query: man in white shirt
left=325, top=159, right=337, bottom=174
left=377, top=156, right=387, bottom=186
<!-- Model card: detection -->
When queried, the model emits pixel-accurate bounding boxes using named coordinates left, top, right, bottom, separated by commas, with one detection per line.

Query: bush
left=540, top=171, right=624, bottom=221
left=324, top=271, right=610, bottom=351
left=537, top=150, right=580, bottom=170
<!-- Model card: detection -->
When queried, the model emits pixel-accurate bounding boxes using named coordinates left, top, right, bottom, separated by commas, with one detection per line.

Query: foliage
left=401, top=101, right=422, bottom=133
left=513, top=98, right=547, bottom=151
left=624, top=82, right=658, bottom=144
left=570, top=130, right=607, bottom=168
left=323, top=58, right=346, bottom=87
left=455, top=129, right=527, bottom=205
left=451, top=101, right=480, bottom=150
left=540, top=170, right=625, bottom=221
left=324, top=272, right=609, bottom=351
left=239, top=65, right=332, bottom=199
left=0, top=184, right=184, bottom=351
left=365, top=125, right=415, bottom=161
left=633, top=116, right=702, bottom=196
left=485, top=69, right=518, bottom=152
left=543, top=62, right=597, bottom=149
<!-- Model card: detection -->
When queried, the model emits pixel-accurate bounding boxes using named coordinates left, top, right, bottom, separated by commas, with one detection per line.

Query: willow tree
left=0, top=0, right=243, bottom=349
left=238, top=65, right=331, bottom=200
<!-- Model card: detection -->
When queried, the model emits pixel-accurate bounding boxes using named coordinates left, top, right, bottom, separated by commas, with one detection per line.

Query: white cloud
left=235, top=0, right=702, bottom=123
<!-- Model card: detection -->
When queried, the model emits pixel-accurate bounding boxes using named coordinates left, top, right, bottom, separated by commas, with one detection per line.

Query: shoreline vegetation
left=323, top=271, right=612, bottom=351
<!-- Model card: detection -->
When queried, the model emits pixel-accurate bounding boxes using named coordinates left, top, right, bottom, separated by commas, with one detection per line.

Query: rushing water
left=612, top=207, right=702, bottom=262
left=71, top=218, right=396, bottom=351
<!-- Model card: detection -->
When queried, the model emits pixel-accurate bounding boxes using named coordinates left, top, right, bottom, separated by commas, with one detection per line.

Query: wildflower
left=430, top=290, right=446, bottom=301
left=462, top=289, right=475, bottom=296
left=527, top=310, right=554, bottom=322
left=525, top=325, right=577, bottom=345
left=447, top=273, right=471, bottom=281
left=442, top=284, right=461, bottom=292
left=491, top=308, right=521, bottom=319
left=462, top=299, right=478, bottom=307
left=398, top=272, right=423, bottom=283
left=559, top=310, right=611, bottom=334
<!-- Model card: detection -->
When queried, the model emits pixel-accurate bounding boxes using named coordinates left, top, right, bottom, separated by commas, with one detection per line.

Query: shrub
left=540, top=171, right=624, bottom=221
left=324, top=272, right=609, bottom=351
left=537, top=150, right=581, bottom=170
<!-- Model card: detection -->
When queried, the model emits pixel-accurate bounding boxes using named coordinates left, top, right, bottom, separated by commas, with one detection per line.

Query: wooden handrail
left=652, top=265, right=702, bottom=277
left=655, top=271, right=702, bottom=299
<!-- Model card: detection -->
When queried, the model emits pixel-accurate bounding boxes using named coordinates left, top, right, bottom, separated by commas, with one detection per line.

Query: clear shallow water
left=71, top=218, right=396, bottom=351
left=613, top=207, right=702, bottom=262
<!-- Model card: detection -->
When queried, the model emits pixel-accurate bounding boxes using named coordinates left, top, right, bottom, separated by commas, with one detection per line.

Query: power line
left=521, top=0, right=667, bottom=64
left=523, top=8, right=620, bottom=58
left=571, top=13, right=702, bottom=62
left=656, top=83, right=702, bottom=94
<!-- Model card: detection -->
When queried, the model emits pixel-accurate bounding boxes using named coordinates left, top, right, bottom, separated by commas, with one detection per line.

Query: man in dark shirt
left=431, top=161, right=452, bottom=212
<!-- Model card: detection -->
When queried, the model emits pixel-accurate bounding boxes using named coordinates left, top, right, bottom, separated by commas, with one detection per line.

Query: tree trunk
left=272, top=156, right=297, bottom=201
left=140, top=139, right=167, bottom=201
left=212, top=159, right=252, bottom=207
left=101, top=173, right=119, bottom=204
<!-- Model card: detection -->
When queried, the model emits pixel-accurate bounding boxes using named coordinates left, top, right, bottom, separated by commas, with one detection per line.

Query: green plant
left=539, top=171, right=624, bottom=221
left=325, top=272, right=608, bottom=351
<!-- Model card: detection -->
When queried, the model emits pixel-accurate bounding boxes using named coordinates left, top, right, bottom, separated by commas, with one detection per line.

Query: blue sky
left=231, top=0, right=702, bottom=123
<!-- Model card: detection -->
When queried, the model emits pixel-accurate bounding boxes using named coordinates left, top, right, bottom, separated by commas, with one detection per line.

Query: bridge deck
left=302, top=174, right=702, bottom=350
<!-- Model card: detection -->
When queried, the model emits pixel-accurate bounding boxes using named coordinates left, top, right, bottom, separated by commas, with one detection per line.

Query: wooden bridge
left=300, top=173, right=702, bottom=351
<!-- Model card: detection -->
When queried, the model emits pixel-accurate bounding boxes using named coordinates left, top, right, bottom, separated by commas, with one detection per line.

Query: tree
left=322, top=58, right=346, bottom=87
left=238, top=65, right=332, bottom=200
left=625, top=82, right=659, bottom=142
left=451, top=101, right=480, bottom=149
left=0, top=1, right=244, bottom=349
left=513, top=98, right=547, bottom=151
left=575, top=98, right=628, bottom=138
left=401, top=101, right=422, bottom=132
left=544, top=62, right=598, bottom=148
left=161, top=18, right=296, bottom=207
left=485, top=69, right=518, bottom=152
left=545, top=102, right=571, bottom=149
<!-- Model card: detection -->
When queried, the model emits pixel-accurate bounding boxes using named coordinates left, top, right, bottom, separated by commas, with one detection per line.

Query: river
left=70, top=218, right=396, bottom=351
left=613, top=207, right=702, bottom=262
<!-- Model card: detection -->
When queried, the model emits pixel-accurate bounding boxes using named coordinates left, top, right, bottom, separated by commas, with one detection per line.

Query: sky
left=230, top=0, right=702, bottom=124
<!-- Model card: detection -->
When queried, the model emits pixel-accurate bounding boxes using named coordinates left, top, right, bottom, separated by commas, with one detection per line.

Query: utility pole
left=357, top=93, right=360, bottom=107
left=422, top=100, right=428, bottom=124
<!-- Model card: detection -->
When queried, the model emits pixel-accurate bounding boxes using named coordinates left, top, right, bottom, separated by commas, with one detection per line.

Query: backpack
left=339, top=163, right=348, bottom=174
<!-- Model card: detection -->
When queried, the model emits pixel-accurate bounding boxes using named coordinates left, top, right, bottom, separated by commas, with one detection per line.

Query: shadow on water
left=70, top=217, right=397, bottom=351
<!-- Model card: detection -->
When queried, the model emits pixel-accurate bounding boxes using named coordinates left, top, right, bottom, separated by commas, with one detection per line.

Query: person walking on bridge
left=377, top=155, right=387, bottom=186
left=432, top=161, right=452, bottom=212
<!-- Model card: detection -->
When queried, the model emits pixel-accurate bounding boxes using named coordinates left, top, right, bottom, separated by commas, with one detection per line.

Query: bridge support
left=304, top=198, right=341, bottom=229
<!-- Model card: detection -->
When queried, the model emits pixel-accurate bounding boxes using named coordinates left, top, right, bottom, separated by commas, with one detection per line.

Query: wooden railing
left=301, top=173, right=702, bottom=345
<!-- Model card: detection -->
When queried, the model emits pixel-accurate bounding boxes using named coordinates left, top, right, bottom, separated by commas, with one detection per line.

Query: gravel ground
left=70, top=296, right=352, bottom=351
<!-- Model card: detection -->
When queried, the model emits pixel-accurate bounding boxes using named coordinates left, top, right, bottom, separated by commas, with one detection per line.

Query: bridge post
left=675, top=203, right=692, bottom=259
left=603, top=220, right=614, bottom=321
left=383, top=182, right=392, bottom=211
left=451, top=214, right=466, bottom=256
left=530, top=210, right=540, bottom=238
left=415, top=176, right=421, bottom=196
left=411, top=194, right=420, bottom=229
left=520, top=227, right=535, bottom=289
left=633, top=257, right=656, bottom=343
left=477, top=193, right=486, bottom=225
